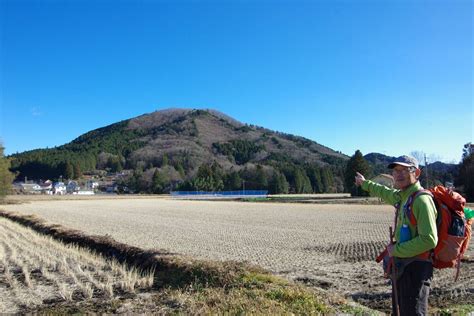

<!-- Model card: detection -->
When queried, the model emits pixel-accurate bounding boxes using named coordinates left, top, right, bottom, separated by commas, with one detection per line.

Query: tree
left=175, top=162, right=185, bottom=178
left=151, top=169, right=167, bottom=194
left=73, top=162, right=82, bottom=179
left=462, top=142, right=473, bottom=160
left=306, top=165, right=323, bottom=193
left=269, top=170, right=289, bottom=194
left=293, top=168, right=312, bottom=193
left=188, top=163, right=225, bottom=192
left=107, top=156, right=123, bottom=173
left=59, top=161, right=75, bottom=180
left=128, top=168, right=146, bottom=193
left=410, top=151, right=426, bottom=166
left=224, top=171, right=242, bottom=190
left=457, top=144, right=474, bottom=201
left=0, top=144, right=15, bottom=198
left=162, top=154, right=169, bottom=167
left=344, top=150, right=371, bottom=196
left=255, top=165, right=268, bottom=189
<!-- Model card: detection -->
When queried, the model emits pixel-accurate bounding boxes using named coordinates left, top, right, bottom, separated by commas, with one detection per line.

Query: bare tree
left=410, top=151, right=426, bottom=166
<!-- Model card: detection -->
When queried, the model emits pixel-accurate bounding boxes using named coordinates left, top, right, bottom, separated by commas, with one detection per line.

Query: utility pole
left=424, top=154, right=429, bottom=188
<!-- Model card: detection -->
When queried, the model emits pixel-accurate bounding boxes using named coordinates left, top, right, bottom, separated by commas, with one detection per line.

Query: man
left=355, top=155, right=437, bottom=316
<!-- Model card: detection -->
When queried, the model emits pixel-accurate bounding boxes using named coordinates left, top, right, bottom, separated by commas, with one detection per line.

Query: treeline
left=121, top=160, right=344, bottom=194
left=5, top=142, right=472, bottom=199
left=342, top=149, right=459, bottom=197
left=0, top=144, right=15, bottom=198
left=10, top=149, right=346, bottom=195
left=456, top=143, right=474, bottom=201
left=344, top=146, right=473, bottom=201
left=9, top=120, right=145, bottom=180
left=213, top=140, right=265, bottom=165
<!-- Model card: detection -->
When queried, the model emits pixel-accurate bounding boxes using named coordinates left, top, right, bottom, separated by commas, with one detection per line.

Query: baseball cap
left=388, top=155, right=419, bottom=169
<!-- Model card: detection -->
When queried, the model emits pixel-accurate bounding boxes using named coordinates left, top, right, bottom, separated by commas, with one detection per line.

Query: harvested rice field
left=0, top=217, right=155, bottom=313
left=2, top=197, right=473, bottom=313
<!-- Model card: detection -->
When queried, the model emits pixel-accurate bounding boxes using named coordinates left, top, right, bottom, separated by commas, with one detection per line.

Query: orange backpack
left=406, top=185, right=472, bottom=279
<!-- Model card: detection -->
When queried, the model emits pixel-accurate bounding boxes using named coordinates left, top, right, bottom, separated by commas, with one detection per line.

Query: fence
left=170, top=190, right=268, bottom=199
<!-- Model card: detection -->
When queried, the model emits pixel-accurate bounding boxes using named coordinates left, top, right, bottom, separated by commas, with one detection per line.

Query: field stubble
left=2, top=197, right=473, bottom=313
left=0, top=217, right=156, bottom=313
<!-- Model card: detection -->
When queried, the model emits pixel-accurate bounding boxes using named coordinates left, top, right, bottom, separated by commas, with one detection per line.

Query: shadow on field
left=0, top=210, right=260, bottom=291
left=351, top=292, right=392, bottom=313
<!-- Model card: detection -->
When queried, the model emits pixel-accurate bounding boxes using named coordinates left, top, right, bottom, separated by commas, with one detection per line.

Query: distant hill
left=9, top=109, right=460, bottom=193
left=9, top=108, right=349, bottom=194
left=363, top=153, right=397, bottom=175
left=364, top=153, right=458, bottom=187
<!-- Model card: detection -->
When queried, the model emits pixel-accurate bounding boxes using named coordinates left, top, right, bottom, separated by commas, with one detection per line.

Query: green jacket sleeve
left=392, top=194, right=438, bottom=258
left=361, top=180, right=400, bottom=205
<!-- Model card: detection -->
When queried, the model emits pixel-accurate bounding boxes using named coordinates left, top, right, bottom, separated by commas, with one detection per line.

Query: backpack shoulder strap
left=404, top=189, right=433, bottom=226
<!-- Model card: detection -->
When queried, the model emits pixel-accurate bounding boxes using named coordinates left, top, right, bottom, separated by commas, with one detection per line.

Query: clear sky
left=1, top=0, right=472, bottom=163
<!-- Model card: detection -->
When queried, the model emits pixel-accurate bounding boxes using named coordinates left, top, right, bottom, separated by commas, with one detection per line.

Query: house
left=18, top=183, right=42, bottom=194
left=66, top=181, right=80, bottom=194
left=85, top=180, right=99, bottom=190
left=52, top=182, right=66, bottom=195
left=39, top=180, right=53, bottom=194
left=371, top=174, right=394, bottom=188
left=106, top=184, right=118, bottom=193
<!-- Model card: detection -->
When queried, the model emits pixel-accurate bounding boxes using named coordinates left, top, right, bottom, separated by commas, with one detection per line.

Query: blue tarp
left=171, top=190, right=268, bottom=198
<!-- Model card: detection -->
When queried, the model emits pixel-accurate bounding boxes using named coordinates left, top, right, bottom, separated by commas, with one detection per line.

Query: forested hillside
left=10, top=109, right=349, bottom=194
left=364, top=152, right=459, bottom=188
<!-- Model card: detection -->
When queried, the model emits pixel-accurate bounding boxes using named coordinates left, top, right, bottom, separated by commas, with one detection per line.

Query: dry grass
left=0, top=217, right=155, bottom=313
left=0, top=211, right=375, bottom=314
left=1, top=197, right=473, bottom=314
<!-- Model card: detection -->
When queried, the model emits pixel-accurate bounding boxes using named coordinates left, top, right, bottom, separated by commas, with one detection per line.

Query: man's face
left=391, top=165, right=420, bottom=190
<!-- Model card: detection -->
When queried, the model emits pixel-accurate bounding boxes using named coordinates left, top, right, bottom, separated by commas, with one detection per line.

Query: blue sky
left=1, top=0, right=472, bottom=163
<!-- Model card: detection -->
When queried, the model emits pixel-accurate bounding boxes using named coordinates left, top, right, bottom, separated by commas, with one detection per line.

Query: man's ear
left=415, top=168, right=422, bottom=179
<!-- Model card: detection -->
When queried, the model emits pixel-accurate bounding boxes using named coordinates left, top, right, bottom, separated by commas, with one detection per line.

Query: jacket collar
left=399, top=181, right=423, bottom=201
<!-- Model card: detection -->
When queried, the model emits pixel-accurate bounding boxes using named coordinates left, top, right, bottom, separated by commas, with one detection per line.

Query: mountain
left=9, top=108, right=349, bottom=193
left=363, top=153, right=397, bottom=175
left=364, top=153, right=458, bottom=186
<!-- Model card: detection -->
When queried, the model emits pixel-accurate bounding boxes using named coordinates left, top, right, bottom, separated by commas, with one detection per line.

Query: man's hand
left=354, top=172, right=365, bottom=187
left=386, top=243, right=395, bottom=256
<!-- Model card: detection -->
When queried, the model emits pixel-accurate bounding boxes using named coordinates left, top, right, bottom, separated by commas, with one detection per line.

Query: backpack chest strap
left=404, top=190, right=433, bottom=226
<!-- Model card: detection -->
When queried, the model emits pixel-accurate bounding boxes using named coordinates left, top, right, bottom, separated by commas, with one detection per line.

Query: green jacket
left=361, top=180, right=438, bottom=258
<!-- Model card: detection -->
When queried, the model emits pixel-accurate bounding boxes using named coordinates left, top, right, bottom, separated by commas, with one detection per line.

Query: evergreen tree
left=0, top=145, right=15, bottom=198
left=63, top=161, right=75, bottom=180
left=224, top=171, right=242, bottom=190
left=107, top=156, right=123, bottom=173
left=255, top=165, right=268, bottom=189
left=162, top=154, right=169, bottom=166
left=191, top=163, right=225, bottom=191
left=457, top=145, right=474, bottom=201
left=175, top=162, right=185, bottom=178
left=128, top=168, right=144, bottom=193
left=321, top=167, right=335, bottom=193
left=269, top=171, right=289, bottom=194
left=462, top=143, right=472, bottom=160
left=307, top=165, right=323, bottom=193
left=294, top=168, right=312, bottom=193
left=151, top=169, right=167, bottom=194
left=344, top=150, right=371, bottom=196
left=73, top=162, right=82, bottom=179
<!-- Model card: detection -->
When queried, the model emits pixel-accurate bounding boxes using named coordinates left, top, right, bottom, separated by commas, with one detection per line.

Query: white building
left=39, top=180, right=53, bottom=194
left=85, top=180, right=99, bottom=190
left=18, top=183, right=41, bottom=194
left=52, top=182, right=66, bottom=195
left=371, top=174, right=394, bottom=188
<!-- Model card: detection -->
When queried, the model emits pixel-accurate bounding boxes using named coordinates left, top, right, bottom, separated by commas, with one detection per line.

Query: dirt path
left=2, top=198, right=472, bottom=312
